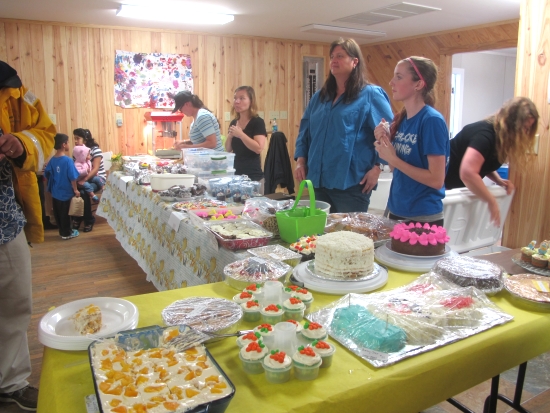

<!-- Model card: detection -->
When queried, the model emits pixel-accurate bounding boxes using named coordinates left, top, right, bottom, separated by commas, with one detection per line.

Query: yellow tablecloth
left=37, top=270, right=550, bottom=413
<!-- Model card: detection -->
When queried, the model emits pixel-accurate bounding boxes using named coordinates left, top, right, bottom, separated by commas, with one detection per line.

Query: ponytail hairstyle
left=73, top=128, right=98, bottom=148
left=231, top=86, right=259, bottom=120
left=488, top=96, right=539, bottom=169
left=171, top=90, right=213, bottom=113
left=320, top=38, right=368, bottom=104
left=390, top=56, right=438, bottom=140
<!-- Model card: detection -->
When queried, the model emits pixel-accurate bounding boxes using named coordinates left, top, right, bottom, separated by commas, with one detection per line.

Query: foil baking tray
left=307, top=272, right=513, bottom=367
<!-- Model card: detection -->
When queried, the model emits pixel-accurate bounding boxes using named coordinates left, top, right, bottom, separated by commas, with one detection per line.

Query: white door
left=449, top=68, right=465, bottom=139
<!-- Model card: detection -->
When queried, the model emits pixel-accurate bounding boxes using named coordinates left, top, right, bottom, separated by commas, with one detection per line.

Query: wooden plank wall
left=0, top=18, right=329, bottom=164
left=360, top=20, right=519, bottom=124
left=503, top=0, right=550, bottom=247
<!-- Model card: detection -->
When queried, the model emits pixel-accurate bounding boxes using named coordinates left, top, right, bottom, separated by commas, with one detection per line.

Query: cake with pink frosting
left=390, top=222, right=450, bottom=256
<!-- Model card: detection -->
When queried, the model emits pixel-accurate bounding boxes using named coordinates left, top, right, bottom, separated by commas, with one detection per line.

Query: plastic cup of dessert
left=292, top=359, right=322, bottom=381
left=261, top=311, right=284, bottom=325
left=262, top=358, right=292, bottom=384
left=314, top=343, right=336, bottom=368
left=239, top=351, right=266, bottom=375
left=272, top=322, right=298, bottom=356
left=262, top=281, right=283, bottom=304
left=241, top=306, right=261, bottom=322
left=300, top=330, right=328, bottom=342
left=283, top=306, right=305, bottom=321
left=295, top=296, right=313, bottom=311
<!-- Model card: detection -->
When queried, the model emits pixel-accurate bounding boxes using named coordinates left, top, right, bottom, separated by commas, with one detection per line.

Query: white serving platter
left=375, top=243, right=458, bottom=273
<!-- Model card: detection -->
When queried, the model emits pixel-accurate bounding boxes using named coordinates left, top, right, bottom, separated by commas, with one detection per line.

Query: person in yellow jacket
left=0, top=60, right=55, bottom=411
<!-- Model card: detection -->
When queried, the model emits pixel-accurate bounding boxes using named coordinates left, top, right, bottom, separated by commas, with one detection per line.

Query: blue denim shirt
left=0, top=158, right=26, bottom=244
left=294, top=85, right=393, bottom=190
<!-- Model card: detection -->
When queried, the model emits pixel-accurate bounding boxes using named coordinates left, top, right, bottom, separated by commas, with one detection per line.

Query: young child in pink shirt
left=73, top=145, right=98, bottom=203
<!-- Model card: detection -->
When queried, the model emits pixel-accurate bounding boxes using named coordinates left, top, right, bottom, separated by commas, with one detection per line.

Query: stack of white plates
left=38, top=297, right=139, bottom=351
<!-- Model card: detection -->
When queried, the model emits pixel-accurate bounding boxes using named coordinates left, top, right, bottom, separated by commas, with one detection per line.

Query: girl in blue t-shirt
left=374, top=56, right=450, bottom=225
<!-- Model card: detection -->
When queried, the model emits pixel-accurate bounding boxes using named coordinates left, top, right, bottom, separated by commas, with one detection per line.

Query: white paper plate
left=38, top=319, right=138, bottom=351
left=38, top=297, right=139, bottom=350
left=292, top=262, right=388, bottom=294
left=375, top=243, right=458, bottom=273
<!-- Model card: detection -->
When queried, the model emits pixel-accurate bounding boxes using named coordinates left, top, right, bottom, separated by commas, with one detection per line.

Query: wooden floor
left=1, top=216, right=549, bottom=412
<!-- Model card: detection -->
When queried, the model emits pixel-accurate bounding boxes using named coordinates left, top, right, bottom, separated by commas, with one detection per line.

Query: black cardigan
left=263, top=131, right=295, bottom=195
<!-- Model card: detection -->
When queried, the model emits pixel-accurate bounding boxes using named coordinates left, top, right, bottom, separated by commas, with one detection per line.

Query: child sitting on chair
left=73, top=145, right=99, bottom=203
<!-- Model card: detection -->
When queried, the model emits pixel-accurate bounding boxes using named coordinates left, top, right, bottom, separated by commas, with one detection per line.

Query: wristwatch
left=375, top=163, right=384, bottom=171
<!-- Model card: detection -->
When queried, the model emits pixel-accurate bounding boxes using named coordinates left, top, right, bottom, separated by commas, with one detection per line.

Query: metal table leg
left=447, top=362, right=531, bottom=413
left=483, top=362, right=531, bottom=413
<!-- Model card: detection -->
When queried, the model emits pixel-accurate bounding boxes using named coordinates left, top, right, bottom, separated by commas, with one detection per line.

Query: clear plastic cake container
left=184, top=151, right=235, bottom=171
left=224, top=257, right=292, bottom=290
left=248, top=245, right=303, bottom=267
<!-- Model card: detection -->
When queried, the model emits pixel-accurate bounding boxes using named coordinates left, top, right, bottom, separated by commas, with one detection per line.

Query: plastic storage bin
left=443, top=185, right=513, bottom=253
left=184, top=150, right=235, bottom=171
left=150, top=173, right=195, bottom=191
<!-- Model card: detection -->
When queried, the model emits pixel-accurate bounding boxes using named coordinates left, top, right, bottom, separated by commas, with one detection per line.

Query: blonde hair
left=489, top=97, right=539, bottom=168
left=231, top=86, right=259, bottom=120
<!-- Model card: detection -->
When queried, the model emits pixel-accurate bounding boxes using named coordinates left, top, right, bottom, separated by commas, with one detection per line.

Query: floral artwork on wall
left=114, top=50, right=193, bottom=109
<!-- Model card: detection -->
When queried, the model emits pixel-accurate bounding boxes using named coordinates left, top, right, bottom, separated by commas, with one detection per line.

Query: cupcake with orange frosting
left=233, top=291, right=254, bottom=304
left=240, top=300, right=261, bottom=322
left=311, top=340, right=336, bottom=368
left=236, top=331, right=261, bottom=348
left=239, top=340, right=268, bottom=374
left=301, top=321, right=328, bottom=341
left=284, top=319, right=303, bottom=333
left=262, top=349, right=292, bottom=383
left=290, top=287, right=314, bottom=308
left=260, top=304, right=284, bottom=324
left=282, top=297, right=306, bottom=321
left=243, top=283, right=263, bottom=297
left=253, top=323, right=275, bottom=339
left=292, top=345, right=322, bottom=381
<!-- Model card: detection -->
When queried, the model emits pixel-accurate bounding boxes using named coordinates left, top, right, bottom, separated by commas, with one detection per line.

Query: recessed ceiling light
left=116, top=4, right=234, bottom=25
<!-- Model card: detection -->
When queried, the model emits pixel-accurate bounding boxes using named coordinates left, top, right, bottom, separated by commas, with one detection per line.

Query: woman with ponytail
left=445, top=97, right=538, bottom=227
left=172, top=91, right=224, bottom=151
left=72, top=128, right=106, bottom=232
left=374, top=56, right=450, bottom=225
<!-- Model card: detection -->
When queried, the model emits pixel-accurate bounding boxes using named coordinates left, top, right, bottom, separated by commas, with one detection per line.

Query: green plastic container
left=276, top=180, right=327, bottom=243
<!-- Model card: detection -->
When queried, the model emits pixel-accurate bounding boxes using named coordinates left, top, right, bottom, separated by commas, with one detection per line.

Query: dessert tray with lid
left=291, top=260, right=388, bottom=294
left=374, top=242, right=459, bottom=273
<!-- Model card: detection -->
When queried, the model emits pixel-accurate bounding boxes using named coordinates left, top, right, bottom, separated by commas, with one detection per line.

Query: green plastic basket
left=276, top=180, right=327, bottom=243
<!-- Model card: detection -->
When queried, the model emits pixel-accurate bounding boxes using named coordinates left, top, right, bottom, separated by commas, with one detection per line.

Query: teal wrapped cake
left=331, top=305, right=407, bottom=353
